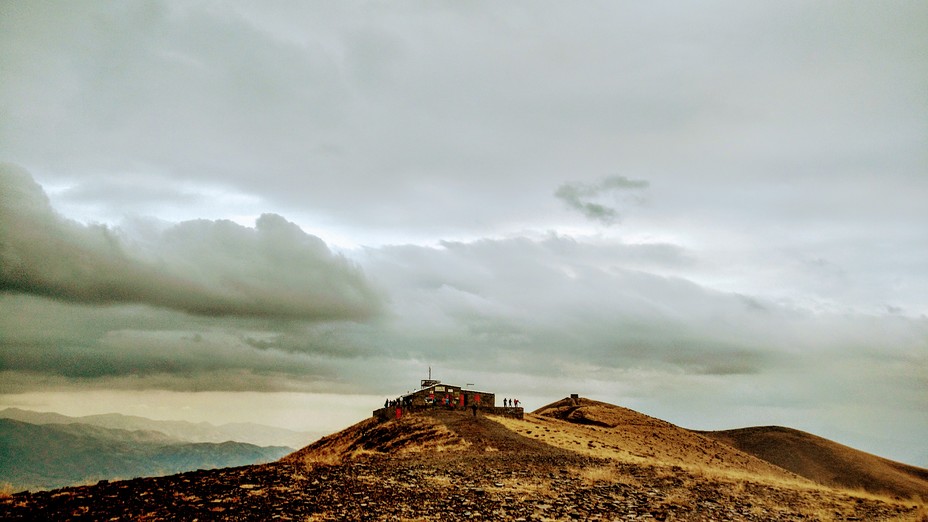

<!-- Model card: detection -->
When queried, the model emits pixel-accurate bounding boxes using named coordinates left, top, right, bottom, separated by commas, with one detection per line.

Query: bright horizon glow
left=0, top=391, right=381, bottom=434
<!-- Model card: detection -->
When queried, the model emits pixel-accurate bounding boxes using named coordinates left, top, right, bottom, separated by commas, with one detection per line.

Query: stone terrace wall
left=372, top=405, right=523, bottom=422
left=491, top=406, right=524, bottom=419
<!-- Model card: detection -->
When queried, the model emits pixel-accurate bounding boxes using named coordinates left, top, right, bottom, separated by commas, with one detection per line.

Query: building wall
left=406, top=384, right=463, bottom=407
left=372, top=404, right=522, bottom=422
left=372, top=383, right=506, bottom=421
left=402, top=384, right=496, bottom=409
left=462, top=390, right=495, bottom=408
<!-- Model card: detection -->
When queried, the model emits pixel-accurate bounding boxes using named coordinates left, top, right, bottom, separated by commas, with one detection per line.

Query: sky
left=1, top=1, right=926, bottom=465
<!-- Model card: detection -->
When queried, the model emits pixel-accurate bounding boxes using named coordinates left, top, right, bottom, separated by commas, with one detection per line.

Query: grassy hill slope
left=702, top=425, right=928, bottom=500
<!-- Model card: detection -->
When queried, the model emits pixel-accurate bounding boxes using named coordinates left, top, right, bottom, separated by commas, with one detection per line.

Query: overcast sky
left=1, top=1, right=926, bottom=465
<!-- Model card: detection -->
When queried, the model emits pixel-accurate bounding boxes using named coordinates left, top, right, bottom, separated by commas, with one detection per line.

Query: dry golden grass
left=298, top=447, right=346, bottom=470
left=881, top=504, right=927, bottom=522
left=494, top=413, right=801, bottom=483
left=285, top=414, right=469, bottom=470
left=577, top=464, right=624, bottom=484
left=288, top=398, right=926, bottom=520
left=568, top=457, right=927, bottom=520
left=703, top=426, right=928, bottom=502
left=492, top=406, right=928, bottom=519
left=509, top=480, right=559, bottom=502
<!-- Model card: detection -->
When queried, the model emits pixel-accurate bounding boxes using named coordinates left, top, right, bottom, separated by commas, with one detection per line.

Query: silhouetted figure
left=471, top=404, right=478, bottom=417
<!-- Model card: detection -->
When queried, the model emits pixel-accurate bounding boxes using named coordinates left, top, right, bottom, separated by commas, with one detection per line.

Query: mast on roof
left=420, top=366, right=440, bottom=388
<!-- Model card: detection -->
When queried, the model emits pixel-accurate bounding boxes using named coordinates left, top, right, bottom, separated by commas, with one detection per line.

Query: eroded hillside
left=2, top=397, right=925, bottom=521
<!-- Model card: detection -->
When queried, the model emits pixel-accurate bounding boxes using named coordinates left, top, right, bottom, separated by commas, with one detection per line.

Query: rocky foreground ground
left=1, top=410, right=924, bottom=521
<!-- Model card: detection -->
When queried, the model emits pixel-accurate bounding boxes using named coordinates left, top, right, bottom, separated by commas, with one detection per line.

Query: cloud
left=555, top=176, right=649, bottom=225
left=0, top=326, right=335, bottom=392
left=357, top=235, right=927, bottom=390
left=358, top=235, right=779, bottom=374
left=1, top=225, right=925, bottom=464
left=0, top=164, right=381, bottom=321
left=1, top=1, right=926, bottom=466
left=2, top=2, right=924, bottom=242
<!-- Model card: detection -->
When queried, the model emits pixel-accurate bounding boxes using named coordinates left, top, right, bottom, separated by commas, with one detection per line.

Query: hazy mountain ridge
left=0, top=407, right=319, bottom=448
left=0, top=419, right=292, bottom=491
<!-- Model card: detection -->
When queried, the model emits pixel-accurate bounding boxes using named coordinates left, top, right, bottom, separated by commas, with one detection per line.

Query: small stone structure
left=373, top=379, right=522, bottom=421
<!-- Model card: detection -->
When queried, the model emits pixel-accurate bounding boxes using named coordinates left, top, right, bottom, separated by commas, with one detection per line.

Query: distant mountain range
left=0, top=408, right=321, bottom=448
left=0, top=408, right=322, bottom=491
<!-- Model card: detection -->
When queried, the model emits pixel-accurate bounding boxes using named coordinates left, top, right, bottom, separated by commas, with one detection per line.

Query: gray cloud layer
left=4, top=2, right=924, bottom=239
left=0, top=1, right=926, bottom=466
left=0, top=164, right=381, bottom=321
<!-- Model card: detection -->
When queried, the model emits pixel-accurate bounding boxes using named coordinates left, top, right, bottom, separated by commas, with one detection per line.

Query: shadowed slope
left=702, top=426, right=928, bottom=500
left=282, top=408, right=564, bottom=469
left=280, top=415, right=456, bottom=467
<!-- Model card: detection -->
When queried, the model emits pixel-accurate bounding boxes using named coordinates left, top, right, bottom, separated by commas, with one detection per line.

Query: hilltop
left=701, top=425, right=928, bottom=500
left=1, top=397, right=925, bottom=521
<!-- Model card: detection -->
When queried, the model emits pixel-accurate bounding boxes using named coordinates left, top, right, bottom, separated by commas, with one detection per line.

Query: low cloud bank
left=0, top=164, right=381, bottom=321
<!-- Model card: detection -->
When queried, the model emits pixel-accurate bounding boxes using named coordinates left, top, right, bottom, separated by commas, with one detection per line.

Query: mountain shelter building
left=374, top=378, right=522, bottom=421
left=406, top=379, right=494, bottom=408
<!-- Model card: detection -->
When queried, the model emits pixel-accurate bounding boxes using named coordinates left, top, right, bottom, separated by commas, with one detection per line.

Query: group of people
left=384, top=395, right=519, bottom=410
left=384, top=397, right=412, bottom=409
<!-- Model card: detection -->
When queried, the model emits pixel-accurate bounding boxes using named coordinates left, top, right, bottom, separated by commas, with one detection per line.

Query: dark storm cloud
left=0, top=330, right=334, bottom=392
left=555, top=176, right=650, bottom=225
left=0, top=164, right=381, bottom=321
left=0, top=292, right=379, bottom=394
